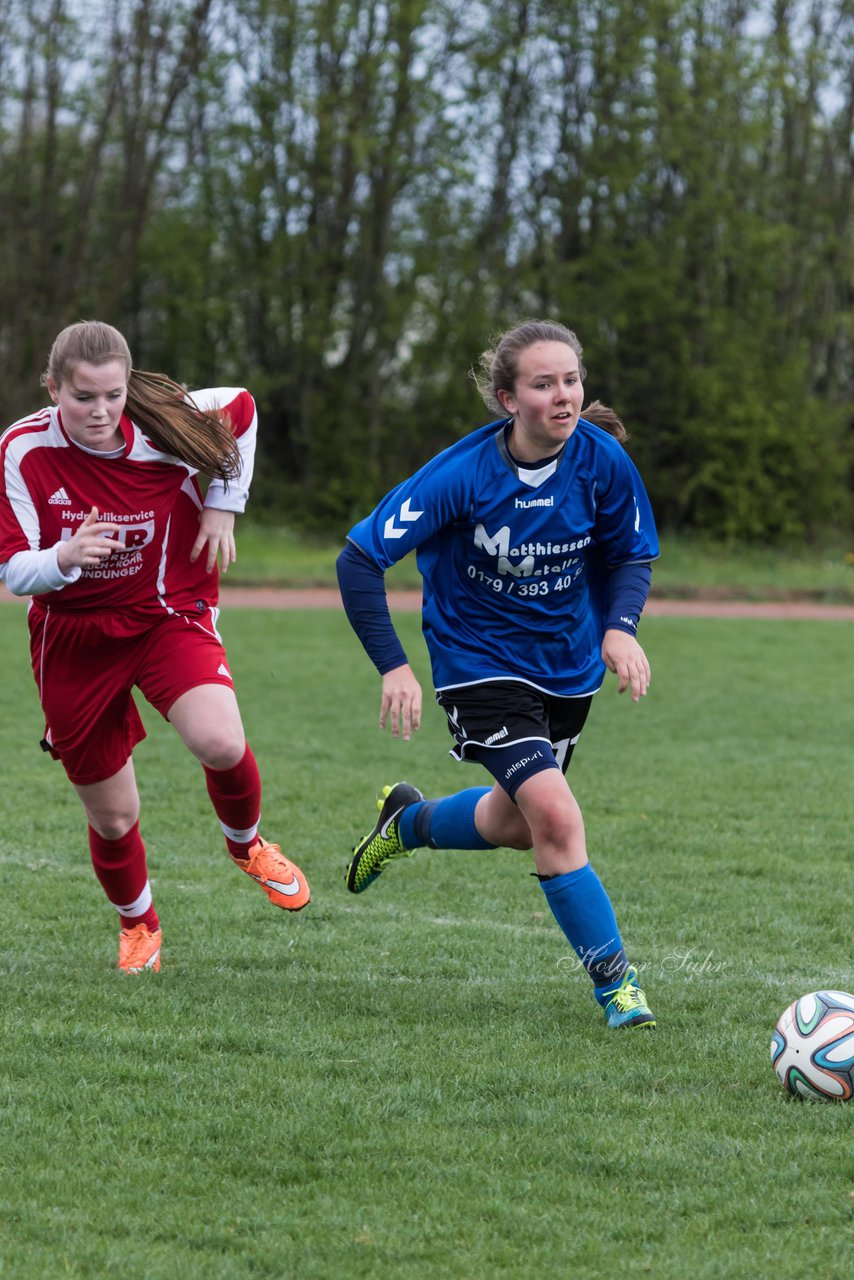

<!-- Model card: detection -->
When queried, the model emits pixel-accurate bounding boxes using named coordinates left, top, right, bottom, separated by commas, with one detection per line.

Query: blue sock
left=398, top=788, right=495, bottom=850
left=540, top=864, right=629, bottom=991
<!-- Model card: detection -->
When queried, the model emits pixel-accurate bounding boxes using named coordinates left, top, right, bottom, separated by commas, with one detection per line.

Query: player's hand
left=57, top=506, right=121, bottom=572
left=190, top=508, right=236, bottom=573
left=602, top=629, right=651, bottom=702
left=380, top=664, right=423, bottom=741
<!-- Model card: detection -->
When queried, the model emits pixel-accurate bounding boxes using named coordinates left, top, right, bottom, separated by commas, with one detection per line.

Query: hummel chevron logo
left=217, top=663, right=232, bottom=679
left=48, top=487, right=71, bottom=505
left=384, top=497, right=423, bottom=539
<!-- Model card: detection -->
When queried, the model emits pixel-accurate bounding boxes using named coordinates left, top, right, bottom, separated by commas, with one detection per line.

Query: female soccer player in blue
left=336, top=319, right=658, bottom=1029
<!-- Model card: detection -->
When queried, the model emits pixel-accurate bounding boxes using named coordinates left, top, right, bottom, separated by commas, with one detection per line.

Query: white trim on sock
left=220, top=820, right=260, bottom=843
left=114, top=880, right=152, bottom=917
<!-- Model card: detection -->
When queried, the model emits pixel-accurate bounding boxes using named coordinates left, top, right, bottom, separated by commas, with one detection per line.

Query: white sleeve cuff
left=0, top=545, right=82, bottom=596
left=204, top=481, right=248, bottom=514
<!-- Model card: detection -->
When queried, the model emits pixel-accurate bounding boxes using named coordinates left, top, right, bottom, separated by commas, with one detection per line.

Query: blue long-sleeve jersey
left=346, top=417, right=659, bottom=697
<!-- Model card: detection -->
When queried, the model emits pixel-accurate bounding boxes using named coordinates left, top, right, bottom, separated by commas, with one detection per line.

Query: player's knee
left=88, top=808, right=139, bottom=841
left=195, top=730, right=245, bottom=770
left=528, top=795, right=583, bottom=850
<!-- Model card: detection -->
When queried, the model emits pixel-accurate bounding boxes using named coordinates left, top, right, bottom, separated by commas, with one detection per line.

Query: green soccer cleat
left=597, top=966, right=656, bottom=1030
left=345, top=782, right=425, bottom=893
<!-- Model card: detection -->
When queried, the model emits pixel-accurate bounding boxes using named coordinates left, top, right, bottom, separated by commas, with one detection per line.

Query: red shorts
left=29, top=603, right=236, bottom=785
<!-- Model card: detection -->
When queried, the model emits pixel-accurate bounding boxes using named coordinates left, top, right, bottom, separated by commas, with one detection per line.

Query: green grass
left=647, top=535, right=854, bottom=602
left=1, top=603, right=852, bottom=1278
left=228, top=523, right=854, bottom=602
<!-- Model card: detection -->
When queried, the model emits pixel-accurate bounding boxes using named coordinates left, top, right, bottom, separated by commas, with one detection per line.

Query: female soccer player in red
left=0, top=321, right=309, bottom=972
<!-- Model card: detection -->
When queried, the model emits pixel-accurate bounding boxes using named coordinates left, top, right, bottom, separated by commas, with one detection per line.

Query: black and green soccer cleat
left=345, top=782, right=425, bottom=893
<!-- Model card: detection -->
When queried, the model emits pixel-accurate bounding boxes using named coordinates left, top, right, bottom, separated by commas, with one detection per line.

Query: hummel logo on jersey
left=384, top=497, right=423, bottom=539
left=48, top=487, right=71, bottom=505
left=515, top=495, right=554, bottom=509
left=217, top=663, right=232, bottom=679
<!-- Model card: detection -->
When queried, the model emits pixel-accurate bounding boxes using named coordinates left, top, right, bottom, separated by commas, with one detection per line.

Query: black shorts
left=435, top=680, right=593, bottom=799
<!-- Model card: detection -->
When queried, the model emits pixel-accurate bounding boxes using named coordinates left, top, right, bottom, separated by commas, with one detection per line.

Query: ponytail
left=582, top=400, right=628, bottom=443
left=126, top=370, right=240, bottom=480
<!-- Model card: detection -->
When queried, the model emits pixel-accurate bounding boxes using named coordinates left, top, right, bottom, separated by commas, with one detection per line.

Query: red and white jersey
left=0, top=387, right=257, bottom=616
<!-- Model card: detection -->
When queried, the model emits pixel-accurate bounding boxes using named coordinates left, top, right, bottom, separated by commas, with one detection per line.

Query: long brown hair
left=471, top=319, right=627, bottom=442
left=42, top=321, right=240, bottom=480
left=581, top=399, right=628, bottom=443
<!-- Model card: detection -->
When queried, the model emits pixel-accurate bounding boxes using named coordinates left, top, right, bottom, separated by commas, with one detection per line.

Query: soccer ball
left=771, top=990, right=854, bottom=1101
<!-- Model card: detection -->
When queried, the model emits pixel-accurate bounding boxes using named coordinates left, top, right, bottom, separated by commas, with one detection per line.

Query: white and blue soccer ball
left=771, top=990, right=854, bottom=1101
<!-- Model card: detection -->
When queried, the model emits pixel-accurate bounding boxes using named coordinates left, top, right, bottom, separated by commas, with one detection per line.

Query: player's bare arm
left=56, top=506, right=121, bottom=573
left=380, top=663, right=423, bottom=741
left=190, top=508, right=236, bottom=573
left=601, top=628, right=651, bottom=702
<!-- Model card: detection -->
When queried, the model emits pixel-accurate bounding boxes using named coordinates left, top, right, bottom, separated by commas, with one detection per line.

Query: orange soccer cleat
left=234, top=838, right=311, bottom=911
left=118, top=923, right=162, bottom=973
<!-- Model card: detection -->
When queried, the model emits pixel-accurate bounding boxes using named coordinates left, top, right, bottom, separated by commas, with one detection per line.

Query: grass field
left=226, top=524, right=854, bottom=603
left=1, top=603, right=852, bottom=1278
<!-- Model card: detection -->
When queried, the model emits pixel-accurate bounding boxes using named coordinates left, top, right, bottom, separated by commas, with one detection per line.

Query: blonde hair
left=42, top=321, right=240, bottom=479
left=471, top=319, right=627, bottom=443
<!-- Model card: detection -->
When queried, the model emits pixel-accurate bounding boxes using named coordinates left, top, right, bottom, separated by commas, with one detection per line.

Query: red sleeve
left=0, top=424, right=42, bottom=562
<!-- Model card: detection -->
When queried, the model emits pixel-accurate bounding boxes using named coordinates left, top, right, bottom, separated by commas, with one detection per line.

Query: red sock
left=88, top=821, right=160, bottom=931
left=203, top=742, right=262, bottom=860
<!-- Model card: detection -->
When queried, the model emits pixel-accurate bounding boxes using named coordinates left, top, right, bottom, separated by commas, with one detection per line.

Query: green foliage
left=0, top=1, right=851, bottom=539
left=0, top=605, right=853, bottom=1277
left=675, top=372, right=848, bottom=541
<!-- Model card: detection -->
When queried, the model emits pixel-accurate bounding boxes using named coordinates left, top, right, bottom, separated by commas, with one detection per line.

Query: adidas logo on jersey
left=48, top=487, right=72, bottom=505
left=217, top=663, right=232, bottom=680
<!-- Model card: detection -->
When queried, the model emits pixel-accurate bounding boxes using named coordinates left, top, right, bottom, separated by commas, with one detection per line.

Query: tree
left=2, top=1, right=850, bottom=539
left=0, top=0, right=216, bottom=416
